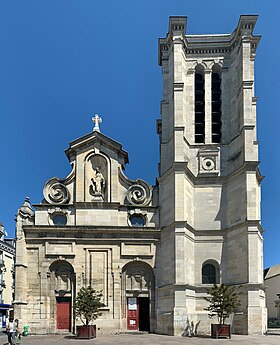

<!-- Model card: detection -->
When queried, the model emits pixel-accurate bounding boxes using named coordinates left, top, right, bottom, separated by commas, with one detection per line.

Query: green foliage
left=204, top=284, right=241, bottom=324
left=73, top=286, right=105, bottom=326
left=268, top=317, right=280, bottom=328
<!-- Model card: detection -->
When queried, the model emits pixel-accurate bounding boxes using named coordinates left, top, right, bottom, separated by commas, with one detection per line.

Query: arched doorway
left=49, top=260, right=75, bottom=332
left=122, top=261, right=155, bottom=332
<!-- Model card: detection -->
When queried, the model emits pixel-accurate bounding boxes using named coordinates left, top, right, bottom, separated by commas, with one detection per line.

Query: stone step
left=267, top=328, right=280, bottom=335
left=119, top=331, right=149, bottom=335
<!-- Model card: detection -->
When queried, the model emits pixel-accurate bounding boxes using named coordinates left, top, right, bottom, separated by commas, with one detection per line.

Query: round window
left=52, top=213, right=67, bottom=226
left=129, top=214, right=145, bottom=227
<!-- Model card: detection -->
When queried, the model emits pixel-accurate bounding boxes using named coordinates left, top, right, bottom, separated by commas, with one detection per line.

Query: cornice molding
left=159, top=15, right=261, bottom=65
left=161, top=219, right=262, bottom=236
left=0, top=242, right=15, bottom=255
left=158, top=159, right=260, bottom=187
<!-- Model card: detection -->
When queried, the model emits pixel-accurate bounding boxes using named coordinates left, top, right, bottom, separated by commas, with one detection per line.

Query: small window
left=202, top=263, right=217, bottom=284
left=52, top=213, right=67, bottom=226
left=129, top=215, right=145, bottom=227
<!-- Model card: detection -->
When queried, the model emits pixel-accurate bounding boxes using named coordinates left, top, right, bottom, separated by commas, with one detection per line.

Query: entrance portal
left=127, top=297, right=150, bottom=332
left=56, top=297, right=71, bottom=330
left=50, top=260, right=75, bottom=333
left=122, top=261, right=155, bottom=332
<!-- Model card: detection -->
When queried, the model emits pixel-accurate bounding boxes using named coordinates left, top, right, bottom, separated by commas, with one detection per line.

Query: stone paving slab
left=1, top=333, right=280, bottom=345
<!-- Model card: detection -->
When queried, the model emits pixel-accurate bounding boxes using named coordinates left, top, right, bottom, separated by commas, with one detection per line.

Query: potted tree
left=73, top=286, right=105, bottom=339
left=204, top=284, right=240, bottom=339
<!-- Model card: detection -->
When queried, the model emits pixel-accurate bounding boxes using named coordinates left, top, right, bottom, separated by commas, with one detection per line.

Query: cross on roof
left=92, top=114, right=102, bottom=132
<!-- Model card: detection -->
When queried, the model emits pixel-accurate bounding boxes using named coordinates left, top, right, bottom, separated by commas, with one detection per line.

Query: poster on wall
left=128, top=297, right=137, bottom=310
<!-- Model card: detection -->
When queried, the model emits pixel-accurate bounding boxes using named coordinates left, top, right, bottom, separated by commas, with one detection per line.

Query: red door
left=57, top=300, right=71, bottom=330
left=127, top=297, right=138, bottom=330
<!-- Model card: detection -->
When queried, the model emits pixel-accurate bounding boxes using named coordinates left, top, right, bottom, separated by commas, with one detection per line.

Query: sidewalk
left=0, top=333, right=279, bottom=345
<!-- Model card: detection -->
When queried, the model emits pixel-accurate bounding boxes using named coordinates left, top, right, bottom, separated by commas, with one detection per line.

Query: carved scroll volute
left=127, top=180, right=152, bottom=206
left=43, top=178, right=70, bottom=204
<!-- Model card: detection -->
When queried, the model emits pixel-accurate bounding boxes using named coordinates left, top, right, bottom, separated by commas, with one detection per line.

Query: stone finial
left=18, top=196, right=34, bottom=217
left=23, top=196, right=30, bottom=206
left=92, top=114, right=102, bottom=132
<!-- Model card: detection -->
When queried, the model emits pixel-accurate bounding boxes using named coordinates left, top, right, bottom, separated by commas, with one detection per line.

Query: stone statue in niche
left=55, top=269, right=71, bottom=292
left=89, top=167, right=106, bottom=199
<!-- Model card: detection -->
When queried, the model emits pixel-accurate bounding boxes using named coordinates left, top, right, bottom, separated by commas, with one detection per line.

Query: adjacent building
left=0, top=224, right=15, bottom=329
left=14, top=16, right=266, bottom=335
left=264, top=265, right=280, bottom=324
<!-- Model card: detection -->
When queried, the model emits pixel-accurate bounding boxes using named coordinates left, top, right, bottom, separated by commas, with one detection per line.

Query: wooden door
left=127, top=297, right=138, bottom=330
left=139, top=297, right=150, bottom=331
left=57, top=299, right=71, bottom=330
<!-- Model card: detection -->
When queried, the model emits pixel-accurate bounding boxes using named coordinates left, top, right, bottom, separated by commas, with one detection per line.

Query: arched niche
left=121, top=261, right=155, bottom=332
left=49, top=260, right=75, bottom=332
left=49, top=260, right=75, bottom=295
left=123, top=261, right=154, bottom=292
left=84, top=152, right=110, bottom=202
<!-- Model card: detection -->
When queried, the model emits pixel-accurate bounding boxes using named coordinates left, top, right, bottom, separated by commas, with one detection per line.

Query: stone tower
left=156, top=16, right=266, bottom=335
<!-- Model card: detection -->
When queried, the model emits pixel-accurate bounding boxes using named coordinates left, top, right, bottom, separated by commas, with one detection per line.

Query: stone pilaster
left=14, top=197, right=34, bottom=327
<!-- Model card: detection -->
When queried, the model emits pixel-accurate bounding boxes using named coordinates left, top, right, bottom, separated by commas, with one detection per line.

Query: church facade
left=14, top=16, right=267, bottom=335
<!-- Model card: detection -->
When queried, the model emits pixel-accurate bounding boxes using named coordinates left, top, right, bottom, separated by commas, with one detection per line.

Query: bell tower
left=157, top=16, right=266, bottom=335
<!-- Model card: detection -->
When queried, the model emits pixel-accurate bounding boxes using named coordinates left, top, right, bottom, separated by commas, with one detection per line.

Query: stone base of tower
left=247, top=290, right=267, bottom=335
left=231, top=287, right=267, bottom=335
left=156, top=310, right=267, bottom=336
left=156, top=286, right=267, bottom=336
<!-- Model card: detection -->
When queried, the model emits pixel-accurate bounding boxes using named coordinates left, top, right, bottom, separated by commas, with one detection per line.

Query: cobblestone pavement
left=0, top=333, right=280, bottom=345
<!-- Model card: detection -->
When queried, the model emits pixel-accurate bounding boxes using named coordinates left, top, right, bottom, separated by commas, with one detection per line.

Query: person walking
left=6, top=318, right=18, bottom=345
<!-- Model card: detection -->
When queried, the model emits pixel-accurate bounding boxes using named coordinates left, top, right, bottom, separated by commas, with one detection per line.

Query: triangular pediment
left=65, top=130, right=128, bottom=167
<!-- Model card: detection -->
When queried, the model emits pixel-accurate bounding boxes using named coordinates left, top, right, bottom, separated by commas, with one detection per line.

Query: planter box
left=76, top=325, right=96, bottom=339
left=211, top=324, right=231, bottom=339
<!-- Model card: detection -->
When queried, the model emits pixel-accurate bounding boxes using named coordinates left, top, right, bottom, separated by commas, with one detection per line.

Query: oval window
left=52, top=213, right=67, bottom=226
left=129, top=214, right=145, bottom=227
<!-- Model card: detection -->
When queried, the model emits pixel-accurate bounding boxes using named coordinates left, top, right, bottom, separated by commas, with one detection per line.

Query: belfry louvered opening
left=195, top=66, right=205, bottom=143
left=211, top=65, right=222, bottom=143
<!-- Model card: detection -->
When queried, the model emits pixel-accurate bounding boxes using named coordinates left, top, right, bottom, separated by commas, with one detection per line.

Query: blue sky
left=0, top=0, right=278, bottom=268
